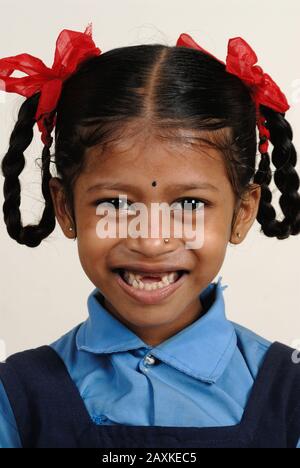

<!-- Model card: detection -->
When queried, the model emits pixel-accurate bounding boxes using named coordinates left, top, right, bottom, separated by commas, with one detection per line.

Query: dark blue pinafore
left=0, top=341, right=299, bottom=448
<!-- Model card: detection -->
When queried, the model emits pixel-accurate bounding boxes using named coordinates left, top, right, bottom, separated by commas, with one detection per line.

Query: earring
left=69, top=226, right=73, bottom=232
left=236, top=232, right=241, bottom=238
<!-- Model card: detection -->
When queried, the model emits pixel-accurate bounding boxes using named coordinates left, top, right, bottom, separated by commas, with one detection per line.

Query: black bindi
left=152, top=181, right=157, bottom=187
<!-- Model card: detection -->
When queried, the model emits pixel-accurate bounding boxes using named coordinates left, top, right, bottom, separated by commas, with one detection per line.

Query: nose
left=117, top=201, right=183, bottom=256
left=126, top=236, right=177, bottom=258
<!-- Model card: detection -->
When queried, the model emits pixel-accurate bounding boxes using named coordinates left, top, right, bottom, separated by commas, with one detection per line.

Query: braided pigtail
left=1, top=93, right=56, bottom=247
left=253, top=106, right=300, bottom=239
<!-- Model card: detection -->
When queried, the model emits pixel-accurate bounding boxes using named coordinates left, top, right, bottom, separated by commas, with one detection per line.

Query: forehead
left=78, top=129, right=229, bottom=189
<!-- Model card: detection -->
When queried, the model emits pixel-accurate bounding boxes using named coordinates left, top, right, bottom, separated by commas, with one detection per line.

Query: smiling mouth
left=111, top=268, right=189, bottom=305
left=113, top=268, right=187, bottom=289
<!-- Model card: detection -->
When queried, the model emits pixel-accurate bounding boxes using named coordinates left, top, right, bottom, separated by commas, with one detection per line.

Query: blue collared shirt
left=0, top=276, right=299, bottom=448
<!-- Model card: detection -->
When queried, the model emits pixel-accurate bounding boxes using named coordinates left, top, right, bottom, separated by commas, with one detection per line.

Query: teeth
left=122, top=270, right=180, bottom=290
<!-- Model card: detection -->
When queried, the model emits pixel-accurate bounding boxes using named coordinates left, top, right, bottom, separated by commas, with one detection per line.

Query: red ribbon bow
left=0, top=23, right=101, bottom=146
left=176, top=33, right=289, bottom=154
left=176, top=33, right=289, bottom=115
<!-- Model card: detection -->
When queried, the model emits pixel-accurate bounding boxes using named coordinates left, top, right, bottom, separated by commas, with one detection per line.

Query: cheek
left=205, top=212, right=229, bottom=255
left=196, top=230, right=227, bottom=262
left=204, top=204, right=233, bottom=240
left=192, top=216, right=229, bottom=278
left=76, top=217, right=114, bottom=276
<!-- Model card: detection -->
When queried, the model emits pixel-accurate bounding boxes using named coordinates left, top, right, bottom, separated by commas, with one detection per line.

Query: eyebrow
left=87, top=181, right=220, bottom=193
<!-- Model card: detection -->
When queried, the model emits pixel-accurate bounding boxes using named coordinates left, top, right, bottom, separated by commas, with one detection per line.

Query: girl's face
left=49, top=129, right=261, bottom=346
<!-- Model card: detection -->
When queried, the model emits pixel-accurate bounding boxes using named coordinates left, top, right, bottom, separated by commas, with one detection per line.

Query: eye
left=93, top=197, right=133, bottom=211
left=170, top=198, right=207, bottom=211
left=92, top=197, right=209, bottom=211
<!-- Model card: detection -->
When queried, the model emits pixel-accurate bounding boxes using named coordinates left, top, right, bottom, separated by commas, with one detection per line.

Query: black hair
left=1, top=44, right=300, bottom=247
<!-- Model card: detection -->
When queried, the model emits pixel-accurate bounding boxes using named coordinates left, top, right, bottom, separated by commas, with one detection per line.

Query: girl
left=0, top=24, right=299, bottom=448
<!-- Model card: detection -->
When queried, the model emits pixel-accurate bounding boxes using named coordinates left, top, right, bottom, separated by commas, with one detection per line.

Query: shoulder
left=50, top=322, right=82, bottom=352
left=0, top=379, right=22, bottom=448
left=49, top=322, right=83, bottom=366
left=230, top=321, right=273, bottom=379
left=231, top=321, right=272, bottom=350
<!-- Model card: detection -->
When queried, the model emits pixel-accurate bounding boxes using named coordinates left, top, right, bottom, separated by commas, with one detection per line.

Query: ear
left=230, top=184, right=261, bottom=244
left=49, top=177, right=75, bottom=239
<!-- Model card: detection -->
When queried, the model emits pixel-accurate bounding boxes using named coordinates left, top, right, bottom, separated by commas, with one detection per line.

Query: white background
left=0, top=0, right=299, bottom=356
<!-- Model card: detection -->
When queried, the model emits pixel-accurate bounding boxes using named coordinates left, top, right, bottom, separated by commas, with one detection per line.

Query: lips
left=111, top=263, right=190, bottom=274
left=113, top=268, right=188, bottom=305
left=116, top=268, right=184, bottom=283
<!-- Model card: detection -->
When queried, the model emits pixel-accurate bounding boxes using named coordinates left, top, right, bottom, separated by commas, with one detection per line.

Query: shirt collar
left=76, top=276, right=236, bottom=383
